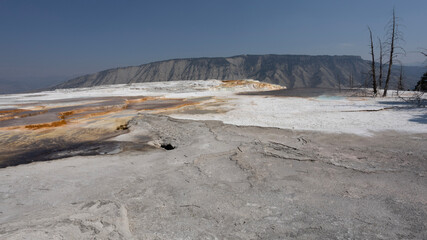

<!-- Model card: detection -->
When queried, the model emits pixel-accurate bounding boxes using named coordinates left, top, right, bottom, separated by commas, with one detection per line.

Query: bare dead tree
left=348, top=73, right=353, bottom=88
left=383, top=8, right=404, bottom=97
left=397, top=64, right=404, bottom=92
left=368, top=27, right=377, bottom=95
left=337, top=74, right=341, bottom=92
left=377, top=38, right=384, bottom=89
left=383, top=10, right=395, bottom=96
left=363, top=72, right=369, bottom=96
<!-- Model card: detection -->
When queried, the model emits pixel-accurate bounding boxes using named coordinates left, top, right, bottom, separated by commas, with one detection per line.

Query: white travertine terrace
left=1, top=80, right=426, bottom=239
left=0, top=79, right=425, bottom=135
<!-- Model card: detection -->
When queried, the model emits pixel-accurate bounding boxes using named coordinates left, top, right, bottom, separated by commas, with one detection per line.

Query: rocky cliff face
left=53, top=54, right=423, bottom=89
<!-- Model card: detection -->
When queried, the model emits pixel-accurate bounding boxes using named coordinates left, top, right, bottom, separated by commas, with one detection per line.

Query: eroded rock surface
left=52, top=55, right=425, bottom=90
left=0, top=114, right=425, bottom=239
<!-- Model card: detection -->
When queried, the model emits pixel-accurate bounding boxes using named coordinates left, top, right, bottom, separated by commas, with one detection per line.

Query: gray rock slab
left=0, top=114, right=426, bottom=239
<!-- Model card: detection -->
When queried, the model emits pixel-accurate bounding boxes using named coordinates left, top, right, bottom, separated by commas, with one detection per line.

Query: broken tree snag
left=368, top=26, right=377, bottom=95
left=378, top=37, right=383, bottom=89
left=384, top=8, right=399, bottom=97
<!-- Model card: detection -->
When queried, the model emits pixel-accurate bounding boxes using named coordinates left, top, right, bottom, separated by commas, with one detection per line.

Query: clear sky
left=1, top=0, right=426, bottom=81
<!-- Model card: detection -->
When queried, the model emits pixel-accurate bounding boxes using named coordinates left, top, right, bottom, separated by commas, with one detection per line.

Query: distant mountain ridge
left=53, top=54, right=425, bottom=90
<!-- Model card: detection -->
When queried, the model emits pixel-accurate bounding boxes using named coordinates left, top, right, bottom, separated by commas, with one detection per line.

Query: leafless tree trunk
left=378, top=38, right=383, bottom=89
left=349, top=73, right=353, bottom=88
left=364, top=73, right=369, bottom=96
left=368, top=27, right=377, bottom=95
left=397, top=64, right=404, bottom=93
left=383, top=9, right=396, bottom=97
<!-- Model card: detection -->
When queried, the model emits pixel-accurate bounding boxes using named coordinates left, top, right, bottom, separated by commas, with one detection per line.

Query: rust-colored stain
left=155, top=97, right=229, bottom=115
left=0, top=109, right=48, bottom=121
left=124, top=96, right=157, bottom=105
left=0, top=94, right=220, bottom=167
left=0, top=96, right=207, bottom=130
left=220, top=80, right=284, bottom=90
left=0, top=114, right=134, bottom=167
left=59, top=111, right=74, bottom=119
left=1, top=82, right=280, bottom=128
left=25, top=119, right=67, bottom=130
left=0, top=80, right=283, bottom=167
left=1, top=81, right=282, bottom=131
left=57, top=105, right=125, bottom=121
left=0, top=109, right=25, bottom=115
left=150, top=100, right=200, bottom=112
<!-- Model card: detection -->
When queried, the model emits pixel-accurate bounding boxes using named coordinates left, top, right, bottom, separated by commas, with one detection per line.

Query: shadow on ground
left=409, top=113, right=427, bottom=124
left=377, top=100, right=423, bottom=107
left=376, top=100, right=426, bottom=124
left=238, top=88, right=364, bottom=98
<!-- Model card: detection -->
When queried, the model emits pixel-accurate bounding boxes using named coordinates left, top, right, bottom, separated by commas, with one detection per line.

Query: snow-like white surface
left=170, top=95, right=427, bottom=135
left=0, top=79, right=275, bottom=106
left=0, top=80, right=425, bottom=135
left=0, top=80, right=224, bottom=106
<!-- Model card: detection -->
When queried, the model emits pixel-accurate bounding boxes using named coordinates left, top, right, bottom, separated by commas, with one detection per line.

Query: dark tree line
left=414, top=72, right=427, bottom=92
left=414, top=49, right=427, bottom=92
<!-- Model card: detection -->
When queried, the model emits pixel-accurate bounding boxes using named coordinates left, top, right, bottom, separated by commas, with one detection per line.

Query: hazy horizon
left=1, top=0, right=426, bottom=82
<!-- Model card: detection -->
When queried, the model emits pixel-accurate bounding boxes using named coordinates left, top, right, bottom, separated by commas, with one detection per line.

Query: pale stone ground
left=0, top=114, right=426, bottom=239
left=0, top=81, right=426, bottom=239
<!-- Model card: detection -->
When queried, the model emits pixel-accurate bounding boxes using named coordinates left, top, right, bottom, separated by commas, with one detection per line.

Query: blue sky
left=0, top=0, right=426, bottom=80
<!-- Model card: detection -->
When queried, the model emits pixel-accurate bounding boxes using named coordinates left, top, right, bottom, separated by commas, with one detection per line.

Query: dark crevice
left=161, top=144, right=175, bottom=150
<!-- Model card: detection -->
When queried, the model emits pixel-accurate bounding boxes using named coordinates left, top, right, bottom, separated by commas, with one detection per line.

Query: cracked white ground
left=0, top=80, right=426, bottom=239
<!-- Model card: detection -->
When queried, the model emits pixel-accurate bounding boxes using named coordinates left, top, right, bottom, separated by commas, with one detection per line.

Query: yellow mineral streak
left=219, top=80, right=285, bottom=90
